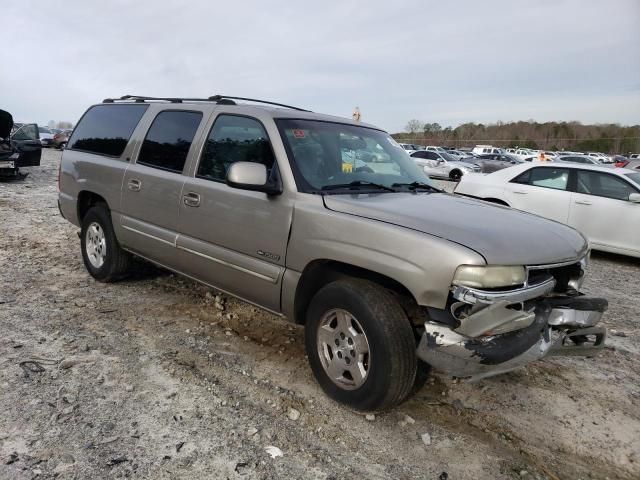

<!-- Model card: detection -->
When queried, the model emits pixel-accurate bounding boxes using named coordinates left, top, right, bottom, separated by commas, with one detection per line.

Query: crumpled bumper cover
left=416, top=294, right=608, bottom=381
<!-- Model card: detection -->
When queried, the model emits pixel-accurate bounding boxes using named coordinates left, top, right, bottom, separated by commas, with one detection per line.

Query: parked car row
left=454, top=163, right=640, bottom=258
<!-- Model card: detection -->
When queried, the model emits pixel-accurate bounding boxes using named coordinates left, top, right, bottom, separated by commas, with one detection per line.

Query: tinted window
left=197, top=115, right=275, bottom=182
left=411, top=151, right=428, bottom=158
left=512, top=167, right=569, bottom=190
left=69, top=104, right=148, bottom=157
left=425, top=151, right=439, bottom=160
left=576, top=171, right=637, bottom=200
left=137, top=110, right=202, bottom=173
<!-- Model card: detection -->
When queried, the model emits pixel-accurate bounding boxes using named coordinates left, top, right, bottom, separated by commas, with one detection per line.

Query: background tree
left=405, top=119, right=424, bottom=135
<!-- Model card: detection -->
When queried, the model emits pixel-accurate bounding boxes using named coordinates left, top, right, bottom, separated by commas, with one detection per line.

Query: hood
left=323, top=193, right=587, bottom=265
left=0, top=109, right=13, bottom=139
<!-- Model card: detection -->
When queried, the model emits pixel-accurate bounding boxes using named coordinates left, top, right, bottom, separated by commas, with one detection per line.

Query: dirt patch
left=1, top=151, right=639, bottom=479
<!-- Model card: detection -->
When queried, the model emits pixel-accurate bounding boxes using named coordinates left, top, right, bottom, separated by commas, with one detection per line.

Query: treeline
left=393, top=120, right=640, bottom=154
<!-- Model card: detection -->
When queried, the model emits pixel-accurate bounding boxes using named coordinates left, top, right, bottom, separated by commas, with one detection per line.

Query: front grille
left=528, top=262, right=582, bottom=292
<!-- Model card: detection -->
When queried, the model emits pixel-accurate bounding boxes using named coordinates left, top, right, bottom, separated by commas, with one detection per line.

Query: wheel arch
left=77, top=190, right=109, bottom=223
left=292, top=259, right=418, bottom=325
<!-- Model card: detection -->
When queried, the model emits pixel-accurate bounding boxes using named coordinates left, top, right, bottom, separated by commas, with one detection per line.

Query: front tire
left=449, top=169, right=462, bottom=181
left=305, top=279, right=417, bottom=412
left=80, top=204, right=132, bottom=282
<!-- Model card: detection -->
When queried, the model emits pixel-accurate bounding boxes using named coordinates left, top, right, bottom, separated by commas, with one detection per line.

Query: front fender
left=285, top=196, right=485, bottom=309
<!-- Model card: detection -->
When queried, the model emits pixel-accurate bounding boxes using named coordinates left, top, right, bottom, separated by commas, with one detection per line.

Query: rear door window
left=137, top=110, right=202, bottom=173
left=68, top=104, right=148, bottom=157
left=576, top=171, right=638, bottom=200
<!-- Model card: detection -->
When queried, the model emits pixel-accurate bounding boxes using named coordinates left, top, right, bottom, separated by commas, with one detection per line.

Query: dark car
left=474, top=153, right=523, bottom=172
left=1, top=109, right=42, bottom=178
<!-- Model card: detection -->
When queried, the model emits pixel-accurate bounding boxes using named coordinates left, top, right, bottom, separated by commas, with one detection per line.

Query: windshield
left=276, top=119, right=433, bottom=193
left=626, top=172, right=640, bottom=186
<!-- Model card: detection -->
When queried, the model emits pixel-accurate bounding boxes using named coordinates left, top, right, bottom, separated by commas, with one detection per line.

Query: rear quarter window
left=68, top=104, right=148, bottom=157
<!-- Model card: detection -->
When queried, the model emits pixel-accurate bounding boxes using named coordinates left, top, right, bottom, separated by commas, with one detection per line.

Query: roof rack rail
left=102, top=95, right=310, bottom=112
left=208, top=95, right=310, bottom=112
left=102, top=95, right=212, bottom=104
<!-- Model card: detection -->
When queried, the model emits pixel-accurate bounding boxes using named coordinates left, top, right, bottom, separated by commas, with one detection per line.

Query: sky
left=2, top=0, right=639, bottom=132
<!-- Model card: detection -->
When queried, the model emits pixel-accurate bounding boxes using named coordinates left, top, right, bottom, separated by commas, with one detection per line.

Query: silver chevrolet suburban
left=59, top=95, right=607, bottom=411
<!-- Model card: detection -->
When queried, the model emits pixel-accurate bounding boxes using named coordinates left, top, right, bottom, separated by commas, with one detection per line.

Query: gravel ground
left=1, top=150, right=639, bottom=480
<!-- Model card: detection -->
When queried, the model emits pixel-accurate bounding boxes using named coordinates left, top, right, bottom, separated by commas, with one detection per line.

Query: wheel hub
left=85, top=222, right=106, bottom=268
left=317, top=309, right=370, bottom=390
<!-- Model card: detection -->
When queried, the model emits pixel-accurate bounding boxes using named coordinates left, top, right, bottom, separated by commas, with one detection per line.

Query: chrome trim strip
left=121, top=224, right=176, bottom=247
left=451, top=277, right=556, bottom=305
left=526, top=255, right=586, bottom=270
left=121, top=248, right=285, bottom=318
left=176, top=245, right=277, bottom=284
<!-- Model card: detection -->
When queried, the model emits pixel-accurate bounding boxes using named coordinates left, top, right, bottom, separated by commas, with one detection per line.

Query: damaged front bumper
left=417, top=278, right=608, bottom=381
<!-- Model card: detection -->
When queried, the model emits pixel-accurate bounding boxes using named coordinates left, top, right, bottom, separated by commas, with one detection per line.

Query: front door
left=119, top=109, right=205, bottom=266
left=503, top=166, right=572, bottom=222
left=176, top=113, right=293, bottom=312
left=10, top=124, right=42, bottom=167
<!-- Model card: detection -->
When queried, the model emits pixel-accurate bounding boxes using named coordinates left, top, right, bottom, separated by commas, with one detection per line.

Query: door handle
left=127, top=179, right=142, bottom=192
left=575, top=200, right=592, bottom=205
left=183, top=192, right=201, bottom=207
left=513, top=190, right=528, bottom=194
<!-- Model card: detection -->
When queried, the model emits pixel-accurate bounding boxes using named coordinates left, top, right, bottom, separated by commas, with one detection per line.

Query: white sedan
left=453, top=163, right=640, bottom=258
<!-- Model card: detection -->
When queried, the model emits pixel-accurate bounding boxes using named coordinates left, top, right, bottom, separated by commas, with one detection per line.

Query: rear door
left=119, top=107, right=207, bottom=266
left=10, top=124, right=42, bottom=167
left=569, top=170, right=640, bottom=255
left=176, top=112, right=293, bottom=312
left=503, top=166, right=572, bottom=222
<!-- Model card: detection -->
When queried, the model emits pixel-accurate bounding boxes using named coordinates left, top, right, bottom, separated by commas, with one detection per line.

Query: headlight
left=452, top=265, right=526, bottom=289
left=9, top=153, right=19, bottom=159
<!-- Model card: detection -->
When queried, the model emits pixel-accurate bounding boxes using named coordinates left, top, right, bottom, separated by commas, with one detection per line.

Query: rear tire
left=80, top=204, right=132, bottom=282
left=449, top=169, right=462, bottom=181
left=305, top=278, right=417, bottom=412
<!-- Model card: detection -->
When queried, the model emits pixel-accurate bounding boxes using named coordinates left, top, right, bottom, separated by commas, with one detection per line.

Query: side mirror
left=629, top=193, right=640, bottom=203
left=226, top=162, right=282, bottom=195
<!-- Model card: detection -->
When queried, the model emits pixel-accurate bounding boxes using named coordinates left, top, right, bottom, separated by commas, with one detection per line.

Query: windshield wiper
left=391, top=181, right=442, bottom=193
left=321, top=181, right=396, bottom=193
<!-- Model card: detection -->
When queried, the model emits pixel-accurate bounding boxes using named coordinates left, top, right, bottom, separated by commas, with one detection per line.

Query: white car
left=454, top=163, right=640, bottom=258
left=411, top=150, right=481, bottom=181
left=510, top=148, right=537, bottom=161
left=399, top=143, right=420, bottom=155
left=472, top=145, right=504, bottom=155
left=585, top=152, right=613, bottom=164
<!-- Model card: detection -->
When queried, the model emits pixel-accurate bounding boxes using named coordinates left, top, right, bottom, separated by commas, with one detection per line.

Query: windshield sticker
left=293, top=129, right=305, bottom=138
left=341, top=162, right=353, bottom=173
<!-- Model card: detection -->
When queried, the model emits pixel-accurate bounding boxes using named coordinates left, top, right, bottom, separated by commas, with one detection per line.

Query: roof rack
left=102, top=95, right=310, bottom=112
